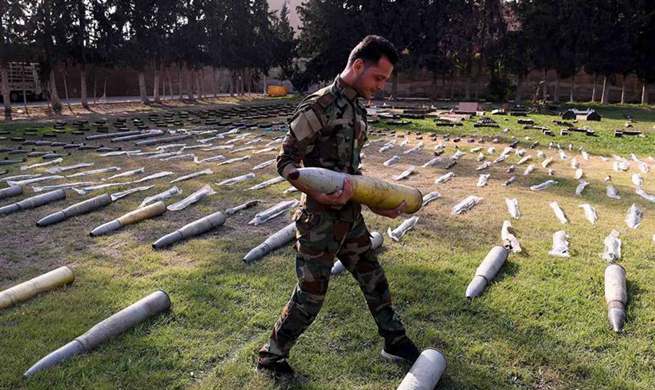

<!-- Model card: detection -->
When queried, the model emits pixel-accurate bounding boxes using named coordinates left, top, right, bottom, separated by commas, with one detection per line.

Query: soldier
left=257, top=35, right=420, bottom=377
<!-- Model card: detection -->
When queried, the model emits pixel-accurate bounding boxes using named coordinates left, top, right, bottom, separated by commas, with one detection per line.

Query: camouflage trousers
left=258, top=207, right=407, bottom=364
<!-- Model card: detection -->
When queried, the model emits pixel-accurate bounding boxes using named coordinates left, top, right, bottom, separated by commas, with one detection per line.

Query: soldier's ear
left=352, top=58, right=365, bottom=74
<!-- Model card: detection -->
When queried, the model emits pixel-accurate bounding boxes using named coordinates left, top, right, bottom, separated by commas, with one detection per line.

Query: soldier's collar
left=333, top=76, right=359, bottom=101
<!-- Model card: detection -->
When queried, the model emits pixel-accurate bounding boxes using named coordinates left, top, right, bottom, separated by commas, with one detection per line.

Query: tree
left=271, top=1, right=297, bottom=80
left=30, top=0, right=78, bottom=113
left=631, top=0, right=654, bottom=104
left=0, top=0, right=33, bottom=119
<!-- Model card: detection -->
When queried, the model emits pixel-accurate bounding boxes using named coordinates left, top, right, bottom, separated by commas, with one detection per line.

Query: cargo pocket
left=295, top=209, right=335, bottom=265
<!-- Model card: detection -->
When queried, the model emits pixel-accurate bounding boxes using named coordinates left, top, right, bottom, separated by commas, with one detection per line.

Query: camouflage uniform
left=258, top=76, right=408, bottom=364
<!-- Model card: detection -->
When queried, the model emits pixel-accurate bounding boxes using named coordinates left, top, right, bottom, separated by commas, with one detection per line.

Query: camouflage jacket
left=277, top=76, right=369, bottom=213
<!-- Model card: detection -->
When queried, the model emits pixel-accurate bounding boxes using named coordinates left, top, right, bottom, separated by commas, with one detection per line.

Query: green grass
left=383, top=102, right=655, bottom=157
left=1, top=103, right=655, bottom=389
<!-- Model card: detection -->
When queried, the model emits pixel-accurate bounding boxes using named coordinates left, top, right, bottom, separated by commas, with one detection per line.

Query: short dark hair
left=347, top=35, right=399, bottom=67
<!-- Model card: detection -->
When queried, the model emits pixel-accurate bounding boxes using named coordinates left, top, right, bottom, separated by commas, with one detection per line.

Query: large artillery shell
left=0, top=189, right=66, bottom=215
left=605, top=264, right=627, bottom=332
left=24, top=290, right=170, bottom=377
left=139, top=186, right=182, bottom=208
left=243, top=222, right=296, bottom=263
left=90, top=201, right=166, bottom=236
left=153, top=211, right=226, bottom=249
left=37, top=193, right=112, bottom=226
left=135, top=134, right=191, bottom=146
left=396, top=349, right=447, bottom=390
left=86, top=130, right=141, bottom=140
left=0, top=266, right=74, bottom=310
left=0, top=158, right=24, bottom=165
left=289, top=167, right=423, bottom=214
left=225, top=200, right=259, bottom=216
left=111, top=129, right=164, bottom=142
left=465, top=246, right=509, bottom=298
left=0, top=185, right=23, bottom=201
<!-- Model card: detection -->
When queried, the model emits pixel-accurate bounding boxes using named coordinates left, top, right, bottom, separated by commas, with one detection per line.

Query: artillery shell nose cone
left=90, top=220, right=121, bottom=236
left=152, top=232, right=180, bottom=250
left=465, top=276, right=487, bottom=298
left=36, top=212, right=64, bottom=227
left=243, top=248, right=262, bottom=264
left=24, top=340, right=84, bottom=378
left=609, top=308, right=625, bottom=332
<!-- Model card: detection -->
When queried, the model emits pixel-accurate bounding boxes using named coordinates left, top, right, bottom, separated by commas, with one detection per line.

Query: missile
left=288, top=167, right=422, bottom=214
left=0, top=189, right=66, bottom=215
left=243, top=222, right=297, bottom=263
left=37, top=193, right=113, bottom=226
left=605, top=264, right=627, bottom=332
left=153, top=211, right=226, bottom=249
left=0, top=266, right=74, bottom=310
left=396, top=349, right=447, bottom=390
left=465, top=246, right=509, bottom=298
left=0, top=185, right=23, bottom=201
left=90, top=201, right=166, bottom=236
left=24, top=290, right=170, bottom=377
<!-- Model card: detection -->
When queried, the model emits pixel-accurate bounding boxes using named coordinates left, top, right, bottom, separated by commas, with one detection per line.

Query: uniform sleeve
left=277, top=105, right=324, bottom=179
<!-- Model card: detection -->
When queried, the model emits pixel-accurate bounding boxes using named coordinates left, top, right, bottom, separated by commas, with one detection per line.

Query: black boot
left=256, top=358, right=295, bottom=378
left=381, top=337, right=420, bottom=364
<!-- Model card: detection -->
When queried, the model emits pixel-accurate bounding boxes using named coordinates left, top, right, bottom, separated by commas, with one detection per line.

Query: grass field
left=1, top=102, right=654, bottom=389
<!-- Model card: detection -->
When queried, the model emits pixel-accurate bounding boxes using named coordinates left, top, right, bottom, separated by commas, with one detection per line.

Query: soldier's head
left=343, top=35, right=398, bottom=99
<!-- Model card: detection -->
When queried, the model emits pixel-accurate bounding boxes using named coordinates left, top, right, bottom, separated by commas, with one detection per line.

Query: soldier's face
left=353, top=57, right=393, bottom=99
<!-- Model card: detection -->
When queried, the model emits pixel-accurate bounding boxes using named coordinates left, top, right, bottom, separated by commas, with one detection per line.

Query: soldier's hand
left=314, top=177, right=353, bottom=206
left=370, top=201, right=407, bottom=219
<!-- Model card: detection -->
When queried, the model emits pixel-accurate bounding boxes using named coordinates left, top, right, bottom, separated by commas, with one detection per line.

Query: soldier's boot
left=256, top=358, right=295, bottom=378
left=381, top=336, right=420, bottom=364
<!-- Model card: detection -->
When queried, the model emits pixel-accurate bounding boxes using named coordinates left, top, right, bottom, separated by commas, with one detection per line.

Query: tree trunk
left=542, top=69, right=548, bottom=101
left=239, top=70, right=244, bottom=95
left=464, top=76, right=471, bottom=100
left=186, top=66, right=193, bottom=100
left=237, top=70, right=243, bottom=96
left=244, top=69, right=248, bottom=95
left=449, top=73, right=455, bottom=100
left=153, top=65, right=160, bottom=103
left=166, top=68, right=172, bottom=100
left=195, top=68, right=200, bottom=98
left=248, top=69, right=253, bottom=94
left=49, top=68, right=63, bottom=114
left=138, top=71, right=149, bottom=103
left=642, top=81, right=649, bottom=105
left=569, top=74, right=575, bottom=102
left=553, top=71, right=560, bottom=103
left=102, top=79, right=107, bottom=101
left=1, top=65, right=11, bottom=120
left=79, top=66, right=89, bottom=109
left=197, top=69, right=203, bottom=98
left=620, top=75, right=626, bottom=104
left=232, top=70, right=237, bottom=96
left=213, top=68, right=219, bottom=97
left=62, top=70, right=74, bottom=113
left=601, top=75, right=609, bottom=104
left=515, top=75, right=522, bottom=104
left=22, top=87, right=28, bottom=117
left=473, top=79, right=479, bottom=100
left=92, top=69, right=97, bottom=104
left=177, top=64, right=183, bottom=99
left=591, top=74, right=598, bottom=102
